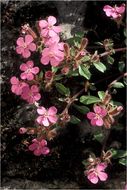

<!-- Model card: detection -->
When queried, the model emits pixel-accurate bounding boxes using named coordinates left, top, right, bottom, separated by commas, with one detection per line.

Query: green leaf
left=93, top=132, right=104, bottom=143
left=79, top=65, right=91, bottom=80
left=119, top=158, right=127, bottom=166
left=55, top=83, right=70, bottom=96
left=54, top=75, right=63, bottom=81
left=52, top=66, right=58, bottom=73
left=110, top=149, right=127, bottom=159
left=98, top=91, right=105, bottom=100
left=82, top=55, right=91, bottom=62
left=107, top=55, right=114, bottom=65
left=75, top=31, right=84, bottom=38
left=82, top=160, right=88, bottom=166
left=73, top=104, right=90, bottom=114
left=38, top=71, right=43, bottom=79
left=112, top=82, right=124, bottom=88
left=70, top=115, right=81, bottom=124
left=93, top=62, right=106, bottom=73
left=118, top=61, right=125, bottom=72
left=80, top=95, right=101, bottom=105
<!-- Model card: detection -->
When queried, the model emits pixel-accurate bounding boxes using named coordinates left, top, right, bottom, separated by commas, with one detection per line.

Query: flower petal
left=48, top=16, right=56, bottom=25
left=16, top=46, right=24, bottom=54
left=48, top=106, right=57, bottom=115
left=39, top=20, right=48, bottom=28
left=20, top=72, right=27, bottom=80
left=37, top=107, right=47, bottom=115
left=27, top=73, right=34, bottom=80
left=28, top=43, right=36, bottom=51
left=29, top=142, right=38, bottom=151
left=52, top=26, right=61, bottom=33
left=98, top=171, right=108, bottom=181
left=96, top=118, right=103, bottom=126
left=25, top=35, right=33, bottom=45
left=87, top=172, right=98, bottom=184
left=16, top=37, right=24, bottom=46
left=41, top=147, right=50, bottom=155
left=34, top=148, right=42, bottom=156
left=42, top=117, right=50, bottom=127
left=26, top=60, right=34, bottom=68
left=87, top=112, right=96, bottom=119
left=48, top=115, right=58, bottom=124
left=31, top=67, right=39, bottom=74
left=20, top=63, right=28, bottom=71
left=22, top=49, right=31, bottom=58
left=10, top=76, right=19, bottom=85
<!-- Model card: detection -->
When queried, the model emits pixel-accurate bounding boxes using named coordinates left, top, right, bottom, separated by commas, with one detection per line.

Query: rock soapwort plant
left=10, top=4, right=126, bottom=185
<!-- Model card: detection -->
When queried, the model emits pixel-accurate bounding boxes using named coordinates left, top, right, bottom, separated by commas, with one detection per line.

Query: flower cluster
left=103, top=4, right=125, bottom=19
left=39, top=16, right=64, bottom=67
left=86, top=163, right=108, bottom=184
left=10, top=6, right=126, bottom=186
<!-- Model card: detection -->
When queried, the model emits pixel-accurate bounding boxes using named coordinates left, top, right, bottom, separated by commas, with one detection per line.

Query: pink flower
left=41, top=44, right=64, bottom=67
left=29, top=138, right=50, bottom=156
left=39, top=16, right=61, bottom=38
left=10, top=76, right=28, bottom=95
left=103, top=4, right=125, bottom=19
left=19, top=127, right=27, bottom=134
left=87, top=106, right=107, bottom=126
left=21, top=85, right=41, bottom=104
left=87, top=163, right=108, bottom=184
left=16, top=35, right=36, bottom=58
left=20, top=60, right=39, bottom=80
left=37, top=106, right=58, bottom=127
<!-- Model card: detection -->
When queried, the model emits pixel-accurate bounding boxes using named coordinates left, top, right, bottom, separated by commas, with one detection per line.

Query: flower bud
left=45, top=71, right=53, bottom=80
left=61, top=66, right=70, bottom=75
left=19, top=127, right=27, bottom=134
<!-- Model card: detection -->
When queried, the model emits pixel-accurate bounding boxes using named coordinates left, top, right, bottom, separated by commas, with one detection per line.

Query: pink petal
left=42, top=117, right=50, bottom=127
left=50, top=58, right=60, bottom=67
left=96, top=163, right=107, bottom=172
left=20, top=72, right=27, bottom=80
left=115, top=5, right=125, bottom=14
left=87, top=172, right=99, bottom=184
left=39, top=20, right=48, bottom=28
left=16, top=37, right=24, bottom=46
left=20, top=63, right=28, bottom=71
left=41, top=147, right=50, bottom=155
left=87, top=112, right=96, bottom=119
left=41, top=56, right=50, bottom=65
left=25, top=35, right=33, bottom=45
left=34, top=93, right=41, bottom=101
left=26, top=60, right=34, bottom=68
left=48, top=115, right=58, bottom=124
left=94, top=106, right=102, bottom=114
left=100, top=108, right=107, bottom=117
left=22, top=49, right=31, bottom=58
left=37, top=107, right=47, bottom=115
left=111, top=12, right=119, bottom=19
left=52, top=26, right=61, bottom=33
left=41, top=29, right=48, bottom=37
left=31, top=67, right=39, bottom=74
left=48, top=16, right=56, bottom=25
left=31, top=85, right=39, bottom=92
left=36, top=116, right=43, bottom=124
left=49, top=29, right=58, bottom=37
left=91, top=118, right=97, bottom=126
left=10, top=76, right=19, bottom=85
left=48, top=106, right=57, bottom=115
left=98, top=171, right=108, bottom=181
left=96, top=118, right=103, bottom=126
left=16, top=46, right=24, bottom=54
left=103, top=5, right=112, bottom=16
left=34, top=149, right=42, bottom=156
left=27, top=73, right=34, bottom=80
left=40, top=139, right=47, bottom=147
left=29, top=142, right=38, bottom=151
left=28, top=43, right=36, bottom=51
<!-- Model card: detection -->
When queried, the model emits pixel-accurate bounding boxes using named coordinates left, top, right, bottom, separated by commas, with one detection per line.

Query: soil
left=1, top=1, right=126, bottom=189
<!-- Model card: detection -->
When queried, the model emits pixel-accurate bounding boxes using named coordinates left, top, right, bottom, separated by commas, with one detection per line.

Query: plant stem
left=99, top=47, right=127, bottom=58
left=61, top=88, right=84, bottom=115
